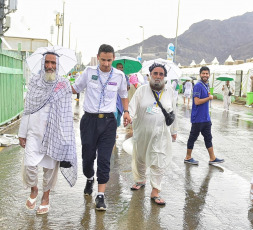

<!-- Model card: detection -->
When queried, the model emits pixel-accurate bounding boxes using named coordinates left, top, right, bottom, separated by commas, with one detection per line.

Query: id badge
left=146, top=105, right=159, bottom=114
left=146, top=106, right=153, bottom=114
left=151, top=105, right=159, bottom=114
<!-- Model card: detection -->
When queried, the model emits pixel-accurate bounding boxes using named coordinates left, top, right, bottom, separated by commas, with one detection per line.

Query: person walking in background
left=129, top=63, right=178, bottom=205
left=71, top=44, right=131, bottom=211
left=18, top=51, right=77, bottom=215
left=114, top=63, right=130, bottom=127
left=184, top=66, right=224, bottom=165
left=183, top=80, right=193, bottom=106
left=171, top=79, right=179, bottom=104
left=222, top=81, right=234, bottom=110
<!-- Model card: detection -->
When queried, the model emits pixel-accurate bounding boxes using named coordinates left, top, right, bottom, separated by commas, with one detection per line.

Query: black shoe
left=95, top=195, right=107, bottom=211
left=84, top=179, right=94, bottom=196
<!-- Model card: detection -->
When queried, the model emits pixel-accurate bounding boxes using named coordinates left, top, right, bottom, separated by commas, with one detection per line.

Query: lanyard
left=199, top=81, right=210, bottom=94
left=97, top=66, right=113, bottom=112
left=154, top=90, right=164, bottom=107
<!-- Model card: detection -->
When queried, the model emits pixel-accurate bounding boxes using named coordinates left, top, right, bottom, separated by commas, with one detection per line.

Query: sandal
left=151, top=196, right=166, bottom=205
left=130, top=182, right=145, bottom=190
left=36, top=204, right=50, bottom=215
left=25, top=196, right=37, bottom=210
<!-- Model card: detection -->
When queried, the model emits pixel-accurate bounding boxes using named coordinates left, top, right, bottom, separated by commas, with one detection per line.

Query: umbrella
left=26, top=45, right=77, bottom=76
left=112, top=56, right=142, bottom=75
left=216, top=75, right=234, bottom=81
left=142, top=58, right=182, bottom=80
left=190, top=76, right=197, bottom=80
left=180, top=76, right=192, bottom=81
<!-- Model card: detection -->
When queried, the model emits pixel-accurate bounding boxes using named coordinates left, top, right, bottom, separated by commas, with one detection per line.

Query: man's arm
left=121, top=98, right=131, bottom=126
left=71, top=85, right=77, bottom=94
left=194, top=94, right=213, bottom=105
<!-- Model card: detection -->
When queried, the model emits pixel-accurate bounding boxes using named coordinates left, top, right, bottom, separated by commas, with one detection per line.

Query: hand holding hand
left=19, top=137, right=26, bottom=148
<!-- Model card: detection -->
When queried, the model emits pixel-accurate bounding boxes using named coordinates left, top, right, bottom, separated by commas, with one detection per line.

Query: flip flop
left=130, top=182, right=145, bottom=190
left=25, top=196, right=37, bottom=210
left=151, top=196, right=166, bottom=205
left=36, top=204, right=50, bottom=215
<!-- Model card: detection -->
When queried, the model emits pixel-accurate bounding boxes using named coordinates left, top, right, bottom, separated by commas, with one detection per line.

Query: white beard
left=45, top=72, right=56, bottom=82
left=150, top=78, right=165, bottom=91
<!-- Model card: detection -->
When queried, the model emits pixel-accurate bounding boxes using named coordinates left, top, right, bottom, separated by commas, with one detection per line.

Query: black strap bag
left=152, top=90, right=175, bottom=126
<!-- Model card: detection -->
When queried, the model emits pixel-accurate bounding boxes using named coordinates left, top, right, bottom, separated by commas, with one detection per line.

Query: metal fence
left=0, top=49, right=23, bottom=126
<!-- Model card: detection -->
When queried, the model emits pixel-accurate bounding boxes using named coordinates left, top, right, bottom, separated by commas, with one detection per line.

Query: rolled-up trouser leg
left=150, top=165, right=165, bottom=193
left=23, top=165, right=38, bottom=188
left=42, top=162, right=59, bottom=192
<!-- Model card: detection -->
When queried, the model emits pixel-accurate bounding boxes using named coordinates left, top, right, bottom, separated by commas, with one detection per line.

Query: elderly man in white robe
left=18, top=51, right=77, bottom=214
left=129, top=63, right=178, bottom=205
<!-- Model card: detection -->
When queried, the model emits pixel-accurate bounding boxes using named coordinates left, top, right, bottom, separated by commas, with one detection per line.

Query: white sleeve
left=128, top=88, right=139, bottom=120
left=18, top=114, right=29, bottom=138
left=170, top=90, right=178, bottom=134
left=72, top=68, right=88, bottom=93
left=118, top=73, right=128, bottom=98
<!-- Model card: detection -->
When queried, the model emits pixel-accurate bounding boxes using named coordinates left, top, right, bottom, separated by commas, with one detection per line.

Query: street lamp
left=62, top=0, right=65, bottom=46
left=174, top=0, right=180, bottom=63
left=139, top=26, right=144, bottom=61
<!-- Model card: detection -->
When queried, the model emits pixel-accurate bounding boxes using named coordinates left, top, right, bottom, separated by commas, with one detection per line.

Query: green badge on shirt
left=92, top=75, right=98, bottom=80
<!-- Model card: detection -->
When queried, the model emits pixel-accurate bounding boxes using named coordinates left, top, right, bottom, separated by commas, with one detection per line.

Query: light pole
left=62, top=0, right=65, bottom=46
left=174, top=0, right=180, bottom=63
left=139, top=26, right=144, bottom=61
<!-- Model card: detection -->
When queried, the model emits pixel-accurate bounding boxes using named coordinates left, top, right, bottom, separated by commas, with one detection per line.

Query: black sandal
left=130, top=182, right=145, bottom=190
left=151, top=196, right=166, bottom=205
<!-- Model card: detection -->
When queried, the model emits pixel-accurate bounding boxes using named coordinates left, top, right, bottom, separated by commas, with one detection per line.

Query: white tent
left=225, top=55, right=234, bottom=63
left=190, top=60, right=196, bottom=66
left=200, top=59, right=206, bottom=65
left=181, top=63, right=253, bottom=96
left=211, top=57, right=219, bottom=65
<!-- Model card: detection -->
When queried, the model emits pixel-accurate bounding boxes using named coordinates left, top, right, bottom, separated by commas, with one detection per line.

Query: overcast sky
left=5, top=0, right=253, bottom=64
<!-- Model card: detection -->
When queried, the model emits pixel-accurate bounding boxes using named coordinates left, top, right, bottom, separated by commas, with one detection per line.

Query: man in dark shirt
left=184, top=66, right=224, bottom=165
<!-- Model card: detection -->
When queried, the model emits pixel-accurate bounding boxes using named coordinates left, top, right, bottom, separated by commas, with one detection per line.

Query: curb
left=0, top=118, right=21, bottom=135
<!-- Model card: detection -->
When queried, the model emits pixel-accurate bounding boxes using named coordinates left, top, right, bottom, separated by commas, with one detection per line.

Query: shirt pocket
left=106, top=85, right=117, bottom=99
left=88, top=81, right=98, bottom=89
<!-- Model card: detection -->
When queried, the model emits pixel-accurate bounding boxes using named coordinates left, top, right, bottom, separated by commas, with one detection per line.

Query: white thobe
left=129, top=84, right=178, bottom=191
left=171, top=80, right=179, bottom=101
left=184, top=82, right=192, bottom=98
left=18, top=104, right=57, bottom=169
left=222, top=84, right=233, bottom=110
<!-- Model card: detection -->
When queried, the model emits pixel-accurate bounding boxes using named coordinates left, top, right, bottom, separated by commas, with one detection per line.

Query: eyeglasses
left=152, top=72, right=164, bottom=77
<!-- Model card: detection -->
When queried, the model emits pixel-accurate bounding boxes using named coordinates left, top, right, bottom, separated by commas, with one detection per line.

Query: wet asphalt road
left=0, top=94, right=253, bottom=230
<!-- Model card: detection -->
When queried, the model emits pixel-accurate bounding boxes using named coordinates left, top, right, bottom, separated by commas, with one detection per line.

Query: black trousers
left=80, top=113, right=117, bottom=184
left=187, top=121, right=213, bottom=149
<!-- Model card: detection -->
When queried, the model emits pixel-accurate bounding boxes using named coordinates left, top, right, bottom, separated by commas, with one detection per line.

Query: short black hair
left=199, top=66, right=210, bottom=74
left=98, top=44, right=115, bottom=55
left=149, top=63, right=167, bottom=77
left=116, top=63, right=123, bottom=67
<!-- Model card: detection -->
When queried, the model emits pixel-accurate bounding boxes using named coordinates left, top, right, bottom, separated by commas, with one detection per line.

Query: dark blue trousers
left=80, top=113, right=117, bottom=184
left=187, top=122, right=213, bottom=149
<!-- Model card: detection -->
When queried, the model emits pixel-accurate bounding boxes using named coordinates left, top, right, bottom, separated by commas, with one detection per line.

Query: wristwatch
left=124, top=110, right=129, bottom=113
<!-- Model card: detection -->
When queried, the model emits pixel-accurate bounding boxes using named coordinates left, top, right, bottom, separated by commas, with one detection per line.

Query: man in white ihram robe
left=129, top=63, right=178, bottom=205
left=18, top=51, right=77, bottom=214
